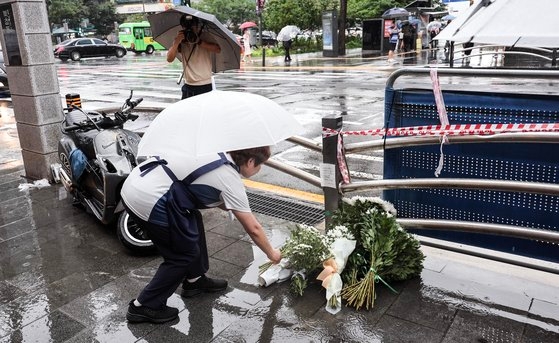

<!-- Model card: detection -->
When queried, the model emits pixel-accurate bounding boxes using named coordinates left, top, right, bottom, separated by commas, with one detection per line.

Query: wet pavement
left=1, top=48, right=559, bottom=342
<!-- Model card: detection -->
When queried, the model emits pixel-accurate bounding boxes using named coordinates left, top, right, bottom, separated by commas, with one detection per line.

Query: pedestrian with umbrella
left=277, top=25, right=300, bottom=63
left=242, top=28, right=253, bottom=63
left=427, top=21, right=443, bottom=57
left=387, top=23, right=400, bottom=63
left=123, top=91, right=303, bottom=324
left=166, top=14, right=221, bottom=99
left=148, top=7, right=242, bottom=99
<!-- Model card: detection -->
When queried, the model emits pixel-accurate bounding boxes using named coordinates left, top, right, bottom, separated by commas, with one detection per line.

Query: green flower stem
left=370, top=266, right=398, bottom=294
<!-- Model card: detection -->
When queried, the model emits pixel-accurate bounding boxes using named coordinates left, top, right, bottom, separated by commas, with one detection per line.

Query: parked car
left=253, top=33, right=277, bottom=47
left=54, top=38, right=127, bottom=61
left=346, top=27, right=362, bottom=38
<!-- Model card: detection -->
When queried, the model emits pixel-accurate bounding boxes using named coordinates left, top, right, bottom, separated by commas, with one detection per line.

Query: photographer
left=167, top=15, right=221, bottom=99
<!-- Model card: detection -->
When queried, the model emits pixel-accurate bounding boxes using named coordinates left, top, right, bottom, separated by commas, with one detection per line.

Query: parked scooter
left=52, top=92, right=154, bottom=253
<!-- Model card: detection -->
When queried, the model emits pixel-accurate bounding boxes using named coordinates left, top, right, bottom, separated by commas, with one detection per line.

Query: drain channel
left=247, top=191, right=324, bottom=225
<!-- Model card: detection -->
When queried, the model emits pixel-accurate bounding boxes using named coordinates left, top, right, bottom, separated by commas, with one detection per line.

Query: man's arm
left=233, top=210, right=281, bottom=263
left=198, top=40, right=221, bottom=54
left=167, top=31, right=184, bottom=63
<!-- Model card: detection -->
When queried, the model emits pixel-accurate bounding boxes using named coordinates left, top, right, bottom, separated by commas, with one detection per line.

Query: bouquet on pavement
left=316, top=225, right=356, bottom=314
left=259, top=196, right=424, bottom=313
left=333, top=196, right=425, bottom=310
left=259, top=224, right=330, bottom=296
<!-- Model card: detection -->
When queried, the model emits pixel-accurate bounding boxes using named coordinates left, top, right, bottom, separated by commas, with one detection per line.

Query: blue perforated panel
left=383, top=87, right=559, bottom=262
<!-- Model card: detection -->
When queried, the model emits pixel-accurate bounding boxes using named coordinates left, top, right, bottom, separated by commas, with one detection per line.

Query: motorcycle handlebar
left=62, top=95, right=143, bottom=132
left=129, top=98, right=144, bottom=109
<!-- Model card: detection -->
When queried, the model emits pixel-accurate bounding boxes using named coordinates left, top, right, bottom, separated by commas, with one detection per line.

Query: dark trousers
left=126, top=209, right=209, bottom=309
left=181, top=83, right=213, bottom=99
left=283, top=40, right=292, bottom=62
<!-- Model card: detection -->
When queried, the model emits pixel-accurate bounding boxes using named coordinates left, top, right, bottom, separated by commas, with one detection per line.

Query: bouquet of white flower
left=259, top=224, right=331, bottom=296
left=316, top=225, right=356, bottom=314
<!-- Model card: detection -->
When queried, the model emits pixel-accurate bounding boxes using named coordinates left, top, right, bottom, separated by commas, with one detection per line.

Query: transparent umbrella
left=441, top=14, right=456, bottom=21
left=382, top=7, right=410, bottom=19
left=427, top=21, right=443, bottom=32
left=276, top=25, right=300, bottom=42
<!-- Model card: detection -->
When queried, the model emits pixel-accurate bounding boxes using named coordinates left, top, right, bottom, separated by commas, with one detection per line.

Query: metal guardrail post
left=322, top=116, right=343, bottom=228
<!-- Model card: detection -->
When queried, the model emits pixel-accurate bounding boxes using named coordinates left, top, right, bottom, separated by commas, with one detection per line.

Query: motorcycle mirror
left=127, top=90, right=133, bottom=103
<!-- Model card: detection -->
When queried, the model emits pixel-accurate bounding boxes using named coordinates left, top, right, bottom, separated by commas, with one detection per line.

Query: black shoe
left=181, top=275, right=227, bottom=298
left=126, top=300, right=178, bottom=324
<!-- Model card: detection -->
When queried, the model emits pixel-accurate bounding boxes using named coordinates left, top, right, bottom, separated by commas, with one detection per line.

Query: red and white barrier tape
left=322, top=123, right=559, bottom=138
left=430, top=68, right=449, bottom=177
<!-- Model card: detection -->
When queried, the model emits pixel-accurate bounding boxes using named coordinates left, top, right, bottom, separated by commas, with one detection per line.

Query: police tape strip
left=322, top=123, right=559, bottom=138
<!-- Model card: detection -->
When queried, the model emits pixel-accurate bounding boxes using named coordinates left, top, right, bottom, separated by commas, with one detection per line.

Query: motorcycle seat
left=66, top=109, right=102, bottom=126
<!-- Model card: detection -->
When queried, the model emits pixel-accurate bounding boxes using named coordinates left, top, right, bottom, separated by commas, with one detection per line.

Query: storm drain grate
left=247, top=191, right=325, bottom=225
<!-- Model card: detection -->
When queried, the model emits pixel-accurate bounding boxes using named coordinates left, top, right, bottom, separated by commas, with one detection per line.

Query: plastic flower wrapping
left=259, top=224, right=330, bottom=296
left=316, top=225, right=356, bottom=314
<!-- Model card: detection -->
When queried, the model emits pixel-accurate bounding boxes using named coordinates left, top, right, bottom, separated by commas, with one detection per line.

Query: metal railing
left=320, top=68, right=559, bottom=273
left=447, top=43, right=558, bottom=68
left=122, top=72, right=559, bottom=272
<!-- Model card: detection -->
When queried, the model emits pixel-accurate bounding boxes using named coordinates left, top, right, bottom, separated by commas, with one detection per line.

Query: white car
left=347, top=27, right=362, bottom=38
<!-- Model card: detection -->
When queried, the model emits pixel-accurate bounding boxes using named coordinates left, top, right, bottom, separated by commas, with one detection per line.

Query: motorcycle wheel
left=116, top=211, right=156, bottom=254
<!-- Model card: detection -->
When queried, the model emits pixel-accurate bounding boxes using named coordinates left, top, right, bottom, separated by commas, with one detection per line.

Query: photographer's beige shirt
left=179, top=32, right=213, bottom=86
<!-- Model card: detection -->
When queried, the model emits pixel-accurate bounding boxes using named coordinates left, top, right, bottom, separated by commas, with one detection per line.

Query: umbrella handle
left=177, top=71, right=184, bottom=85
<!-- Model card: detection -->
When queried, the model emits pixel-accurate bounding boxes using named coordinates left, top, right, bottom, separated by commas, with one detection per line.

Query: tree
left=346, top=0, right=444, bottom=24
left=263, top=0, right=337, bottom=33
left=48, top=0, right=122, bottom=36
left=82, top=0, right=122, bottom=36
left=197, top=0, right=255, bottom=28
left=47, top=0, right=86, bottom=29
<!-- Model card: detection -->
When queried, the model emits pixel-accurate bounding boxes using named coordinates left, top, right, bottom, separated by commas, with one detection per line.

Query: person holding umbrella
left=124, top=146, right=282, bottom=324
left=122, top=91, right=302, bottom=324
left=166, top=14, right=221, bottom=99
left=277, top=25, right=300, bottom=63
left=388, top=24, right=400, bottom=63
left=242, top=28, right=253, bottom=63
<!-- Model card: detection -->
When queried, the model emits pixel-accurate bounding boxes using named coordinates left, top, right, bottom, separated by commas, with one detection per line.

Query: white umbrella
left=427, top=21, right=442, bottom=32
left=381, top=7, right=410, bottom=19
left=277, top=25, right=300, bottom=42
left=435, top=0, right=559, bottom=48
left=147, top=6, right=241, bottom=73
left=138, top=91, right=303, bottom=157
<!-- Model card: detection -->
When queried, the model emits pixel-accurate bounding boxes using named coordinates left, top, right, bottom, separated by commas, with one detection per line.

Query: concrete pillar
left=0, top=0, right=62, bottom=181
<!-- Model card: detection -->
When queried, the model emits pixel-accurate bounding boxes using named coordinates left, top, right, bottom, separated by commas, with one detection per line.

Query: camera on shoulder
left=180, top=14, right=199, bottom=44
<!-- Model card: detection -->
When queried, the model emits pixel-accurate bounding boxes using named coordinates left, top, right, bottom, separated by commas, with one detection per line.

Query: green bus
left=118, top=21, right=165, bottom=54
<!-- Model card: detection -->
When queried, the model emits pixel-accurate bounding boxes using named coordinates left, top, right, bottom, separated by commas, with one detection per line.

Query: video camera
left=180, top=14, right=200, bottom=44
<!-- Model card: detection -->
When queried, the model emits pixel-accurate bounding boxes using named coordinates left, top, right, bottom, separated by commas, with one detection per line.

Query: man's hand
left=173, top=31, right=185, bottom=46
